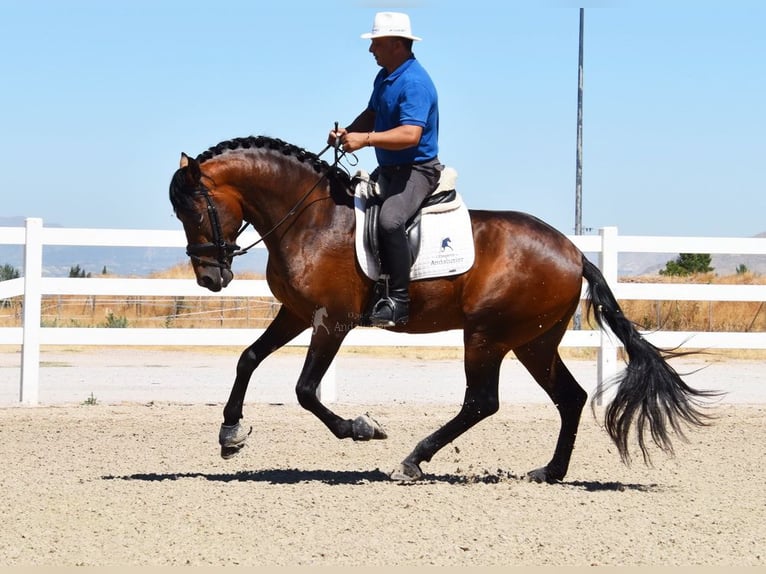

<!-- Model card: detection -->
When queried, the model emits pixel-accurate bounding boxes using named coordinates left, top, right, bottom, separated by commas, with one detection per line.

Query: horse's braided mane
left=196, top=135, right=350, bottom=183
left=170, top=135, right=353, bottom=216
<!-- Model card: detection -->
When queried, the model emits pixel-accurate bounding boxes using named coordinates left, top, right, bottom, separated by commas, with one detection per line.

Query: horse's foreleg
left=294, top=331, right=387, bottom=441
left=392, top=346, right=503, bottom=481
left=219, top=306, right=307, bottom=459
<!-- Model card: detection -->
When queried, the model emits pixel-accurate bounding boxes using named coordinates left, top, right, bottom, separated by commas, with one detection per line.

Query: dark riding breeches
left=375, top=158, right=442, bottom=290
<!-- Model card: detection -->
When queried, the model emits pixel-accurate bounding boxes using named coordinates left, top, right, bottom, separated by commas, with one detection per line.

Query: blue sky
left=1, top=0, right=764, bottom=237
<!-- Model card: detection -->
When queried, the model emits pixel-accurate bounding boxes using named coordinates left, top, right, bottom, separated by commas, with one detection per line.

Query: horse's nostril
left=198, top=274, right=222, bottom=292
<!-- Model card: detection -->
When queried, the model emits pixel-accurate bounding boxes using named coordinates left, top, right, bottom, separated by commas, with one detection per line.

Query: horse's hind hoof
left=389, top=461, right=423, bottom=482
left=352, top=414, right=387, bottom=441
left=526, top=466, right=560, bottom=484
left=219, top=422, right=252, bottom=460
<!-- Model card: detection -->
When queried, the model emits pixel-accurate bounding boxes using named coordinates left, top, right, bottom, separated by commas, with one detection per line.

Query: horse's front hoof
left=526, top=466, right=561, bottom=484
left=389, top=461, right=423, bottom=482
left=352, top=413, right=388, bottom=441
left=220, top=444, right=245, bottom=460
left=219, top=422, right=252, bottom=460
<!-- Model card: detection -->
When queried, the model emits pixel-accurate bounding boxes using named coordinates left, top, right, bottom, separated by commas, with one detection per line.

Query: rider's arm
left=366, top=125, right=422, bottom=151
left=345, top=109, right=375, bottom=134
left=337, top=108, right=422, bottom=154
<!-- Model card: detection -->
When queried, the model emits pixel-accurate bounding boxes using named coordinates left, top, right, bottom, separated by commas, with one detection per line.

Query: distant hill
left=0, top=217, right=267, bottom=277
left=0, top=216, right=62, bottom=228
left=0, top=243, right=268, bottom=278
left=604, top=231, right=766, bottom=276
left=608, top=251, right=766, bottom=276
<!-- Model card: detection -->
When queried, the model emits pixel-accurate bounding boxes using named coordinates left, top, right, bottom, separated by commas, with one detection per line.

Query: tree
left=736, top=264, right=749, bottom=275
left=659, top=253, right=714, bottom=276
left=1, top=264, right=20, bottom=308
left=69, top=265, right=92, bottom=278
left=0, top=264, right=20, bottom=281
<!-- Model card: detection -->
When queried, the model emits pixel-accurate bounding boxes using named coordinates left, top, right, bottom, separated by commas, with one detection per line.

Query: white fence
left=2, top=218, right=766, bottom=405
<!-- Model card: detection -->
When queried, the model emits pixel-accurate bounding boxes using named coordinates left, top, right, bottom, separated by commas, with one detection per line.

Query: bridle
left=184, top=183, right=244, bottom=271
left=184, top=133, right=355, bottom=272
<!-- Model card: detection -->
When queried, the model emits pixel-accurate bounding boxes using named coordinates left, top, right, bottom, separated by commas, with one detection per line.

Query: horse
left=169, top=135, right=717, bottom=483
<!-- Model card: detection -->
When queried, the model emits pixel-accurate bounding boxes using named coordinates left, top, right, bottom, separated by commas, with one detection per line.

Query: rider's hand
left=327, top=127, right=347, bottom=147
left=339, top=132, right=368, bottom=153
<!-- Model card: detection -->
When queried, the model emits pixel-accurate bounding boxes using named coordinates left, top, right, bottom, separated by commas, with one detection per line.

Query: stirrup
left=369, top=296, right=409, bottom=327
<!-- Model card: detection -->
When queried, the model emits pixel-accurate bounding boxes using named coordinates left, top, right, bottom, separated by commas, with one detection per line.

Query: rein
left=188, top=137, right=356, bottom=270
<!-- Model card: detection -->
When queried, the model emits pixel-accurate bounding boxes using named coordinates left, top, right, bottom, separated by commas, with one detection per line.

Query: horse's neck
left=235, top=160, right=354, bottom=246
left=223, top=158, right=308, bottom=228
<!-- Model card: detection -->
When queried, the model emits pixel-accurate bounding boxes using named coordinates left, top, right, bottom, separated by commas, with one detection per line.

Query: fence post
left=316, top=358, right=337, bottom=403
left=596, top=226, right=619, bottom=403
left=20, top=218, right=44, bottom=405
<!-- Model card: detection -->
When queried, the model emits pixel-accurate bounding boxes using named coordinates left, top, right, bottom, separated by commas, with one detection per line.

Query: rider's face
left=369, top=37, right=402, bottom=72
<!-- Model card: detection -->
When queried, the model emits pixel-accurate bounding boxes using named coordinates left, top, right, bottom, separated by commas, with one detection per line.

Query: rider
left=329, top=11, right=442, bottom=327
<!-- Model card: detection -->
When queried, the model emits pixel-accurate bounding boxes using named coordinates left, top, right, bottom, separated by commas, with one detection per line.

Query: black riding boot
left=370, top=229, right=411, bottom=327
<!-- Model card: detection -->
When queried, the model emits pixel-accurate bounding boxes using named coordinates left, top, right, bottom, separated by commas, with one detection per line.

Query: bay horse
left=169, top=135, right=716, bottom=483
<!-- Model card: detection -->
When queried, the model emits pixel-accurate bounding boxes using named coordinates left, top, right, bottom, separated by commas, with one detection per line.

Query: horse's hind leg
left=220, top=306, right=307, bottom=458
left=392, top=335, right=505, bottom=481
left=513, top=332, right=588, bottom=483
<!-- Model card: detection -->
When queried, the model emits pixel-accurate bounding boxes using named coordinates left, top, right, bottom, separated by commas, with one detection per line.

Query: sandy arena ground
left=0, top=348, right=764, bottom=566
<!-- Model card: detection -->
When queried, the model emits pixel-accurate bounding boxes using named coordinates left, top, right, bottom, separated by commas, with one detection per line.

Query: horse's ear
left=179, top=152, right=201, bottom=184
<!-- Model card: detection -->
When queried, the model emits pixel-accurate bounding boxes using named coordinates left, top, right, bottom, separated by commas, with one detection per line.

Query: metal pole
left=575, top=7, right=584, bottom=237
left=573, top=8, right=585, bottom=330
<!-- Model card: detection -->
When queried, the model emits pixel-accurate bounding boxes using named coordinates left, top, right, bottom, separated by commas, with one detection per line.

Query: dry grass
left=618, top=272, right=766, bottom=332
left=0, top=264, right=277, bottom=330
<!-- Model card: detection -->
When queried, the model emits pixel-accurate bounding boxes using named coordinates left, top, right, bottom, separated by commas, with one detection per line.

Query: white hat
left=361, top=12, right=422, bottom=42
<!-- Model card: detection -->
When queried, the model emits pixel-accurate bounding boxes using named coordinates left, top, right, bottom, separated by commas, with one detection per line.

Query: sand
left=0, top=349, right=763, bottom=566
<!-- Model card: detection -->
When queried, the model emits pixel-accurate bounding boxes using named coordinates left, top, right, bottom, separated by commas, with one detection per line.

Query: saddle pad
left=354, top=178, right=475, bottom=281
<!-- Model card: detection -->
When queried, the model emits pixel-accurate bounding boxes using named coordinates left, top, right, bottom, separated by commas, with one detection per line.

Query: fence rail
left=2, top=218, right=766, bottom=405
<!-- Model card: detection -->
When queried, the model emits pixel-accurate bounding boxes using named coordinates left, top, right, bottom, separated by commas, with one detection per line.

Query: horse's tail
left=581, top=255, right=720, bottom=465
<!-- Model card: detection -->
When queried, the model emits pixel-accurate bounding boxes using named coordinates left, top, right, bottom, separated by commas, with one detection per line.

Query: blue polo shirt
left=367, top=56, right=439, bottom=166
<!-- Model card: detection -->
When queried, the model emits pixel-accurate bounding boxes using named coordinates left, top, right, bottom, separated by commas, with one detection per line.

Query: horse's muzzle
left=197, top=267, right=233, bottom=292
